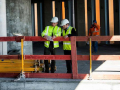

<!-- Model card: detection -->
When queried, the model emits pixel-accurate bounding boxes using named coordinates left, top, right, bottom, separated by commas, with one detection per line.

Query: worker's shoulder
left=71, top=26, right=76, bottom=31
left=55, top=26, right=62, bottom=30
left=45, top=26, right=50, bottom=28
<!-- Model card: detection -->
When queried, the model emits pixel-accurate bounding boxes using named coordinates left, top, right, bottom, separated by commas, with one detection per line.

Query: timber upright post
left=71, top=36, right=78, bottom=79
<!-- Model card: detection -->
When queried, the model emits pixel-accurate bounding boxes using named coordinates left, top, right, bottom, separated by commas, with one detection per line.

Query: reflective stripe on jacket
left=41, top=26, right=61, bottom=48
left=89, top=23, right=100, bottom=36
left=62, top=26, right=75, bottom=50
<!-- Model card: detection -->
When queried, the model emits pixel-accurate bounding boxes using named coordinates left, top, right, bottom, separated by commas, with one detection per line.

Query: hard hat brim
left=50, top=21, right=58, bottom=23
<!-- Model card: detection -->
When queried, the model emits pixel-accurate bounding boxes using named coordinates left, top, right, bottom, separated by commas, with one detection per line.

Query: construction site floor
left=0, top=42, right=120, bottom=90
left=33, top=42, right=120, bottom=74
left=0, top=78, right=120, bottom=90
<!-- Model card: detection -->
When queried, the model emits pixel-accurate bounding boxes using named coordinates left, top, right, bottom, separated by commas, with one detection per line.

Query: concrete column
left=0, top=0, right=7, bottom=55
left=114, top=0, right=119, bottom=35
left=6, top=0, right=33, bottom=54
left=68, top=0, right=72, bottom=26
left=119, top=0, right=120, bottom=35
left=91, top=0, right=95, bottom=22
left=113, top=0, right=119, bottom=44
left=108, top=0, right=114, bottom=44
left=87, top=0, right=92, bottom=32
left=100, top=0, right=105, bottom=36
left=43, top=0, right=52, bottom=26
left=72, top=0, right=75, bottom=28
left=55, top=0, right=62, bottom=26
left=76, top=0, right=86, bottom=46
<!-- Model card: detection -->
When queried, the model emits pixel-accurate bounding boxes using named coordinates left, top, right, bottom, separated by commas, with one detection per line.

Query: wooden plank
left=1, top=55, right=120, bottom=60
left=0, top=37, right=15, bottom=41
left=0, top=68, right=38, bottom=72
left=78, top=74, right=89, bottom=79
left=26, top=73, right=72, bottom=79
left=25, top=55, right=71, bottom=60
left=76, top=36, right=120, bottom=41
left=0, top=73, right=19, bottom=78
left=0, top=73, right=120, bottom=80
left=92, top=55, right=120, bottom=60
left=71, top=36, right=78, bottom=79
left=25, top=36, right=46, bottom=41
left=77, top=55, right=89, bottom=60
left=92, top=74, right=120, bottom=80
left=0, top=55, right=20, bottom=59
left=0, top=73, right=72, bottom=79
left=77, top=55, right=120, bottom=60
left=1, top=36, right=120, bottom=42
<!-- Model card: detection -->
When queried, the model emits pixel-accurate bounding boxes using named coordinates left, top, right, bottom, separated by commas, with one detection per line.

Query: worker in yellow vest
left=60, top=19, right=76, bottom=73
left=41, top=17, right=61, bottom=73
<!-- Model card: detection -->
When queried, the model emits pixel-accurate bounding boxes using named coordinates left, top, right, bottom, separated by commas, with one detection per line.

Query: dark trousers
left=92, top=41, right=98, bottom=52
left=64, top=50, right=72, bottom=73
left=44, top=46, right=56, bottom=73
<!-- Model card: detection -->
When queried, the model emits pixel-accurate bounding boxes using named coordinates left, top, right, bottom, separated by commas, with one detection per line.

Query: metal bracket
left=88, top=75, right=93, bottom=80
left=14, top=71, right=25, bottom=81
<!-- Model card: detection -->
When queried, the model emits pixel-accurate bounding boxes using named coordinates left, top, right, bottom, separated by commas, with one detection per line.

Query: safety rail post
left=71, top=36, right=78, bottom=79
left=21, top=39, right=24, bottom=73
left=88, top=38, right=92, bottom=80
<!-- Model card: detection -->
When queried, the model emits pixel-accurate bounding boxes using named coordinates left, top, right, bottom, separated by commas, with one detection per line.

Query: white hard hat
left=50, top=17, right=58, bottom=23
left=60, top=19, right=69, bottom=26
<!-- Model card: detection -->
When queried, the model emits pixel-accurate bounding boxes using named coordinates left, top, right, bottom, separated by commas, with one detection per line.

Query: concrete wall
left=6, top=0, right=33, bottom=54
left=0, top=0, right=7, bottom=55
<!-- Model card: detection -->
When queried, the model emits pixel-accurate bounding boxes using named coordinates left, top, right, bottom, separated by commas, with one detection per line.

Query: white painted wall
left=0, top=0, right=7, bottom=55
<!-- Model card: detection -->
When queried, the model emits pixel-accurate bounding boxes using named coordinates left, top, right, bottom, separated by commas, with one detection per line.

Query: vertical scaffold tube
left=89, top=38, right=92, bottom=79
left=21, top=39, right=24, bottom=73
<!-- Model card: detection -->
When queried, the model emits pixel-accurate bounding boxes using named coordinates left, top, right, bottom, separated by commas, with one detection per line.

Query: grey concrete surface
left=6, top=0, right=33, bottom=54
left=0, top=78, right=120, bottom=90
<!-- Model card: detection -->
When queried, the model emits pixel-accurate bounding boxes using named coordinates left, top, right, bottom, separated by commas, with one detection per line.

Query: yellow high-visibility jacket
left=41, top=26, right=61, bottom=48
left=62, top=26, right=76, bottom=50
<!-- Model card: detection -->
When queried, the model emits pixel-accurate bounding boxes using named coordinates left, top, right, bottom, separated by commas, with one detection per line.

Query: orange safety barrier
left=0, top=36, right=120, bottom=79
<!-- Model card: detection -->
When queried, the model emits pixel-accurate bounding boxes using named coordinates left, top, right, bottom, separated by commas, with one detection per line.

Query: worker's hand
left=52, top=36, right=56, bottom=39
left=64, top=35, right=68, bottom=39
left=43, top=35, right=47, bottom=40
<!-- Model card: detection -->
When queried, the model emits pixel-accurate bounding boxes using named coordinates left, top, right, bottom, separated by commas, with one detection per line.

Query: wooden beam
left=85, top=0, right=88, bottom=36
left=25, top=55, right=71, bottom=60
left=34, top=3, right=38, bottom=36
left=52, top=1, right=55, bottom=17
left=108, top=0, right=114, bottom=44
left=62, top=1, right=65, bottom=19
left=95, top=0, right=100, bottom=35
left=71, top=36, right=78, bottom=79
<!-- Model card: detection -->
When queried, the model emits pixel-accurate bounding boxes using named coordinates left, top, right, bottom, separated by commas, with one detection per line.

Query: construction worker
left=89, top=20, right=100, bottom=53
left=60, top=19, right=76, bottom=73
left=41, top=17, right=61, bottom=73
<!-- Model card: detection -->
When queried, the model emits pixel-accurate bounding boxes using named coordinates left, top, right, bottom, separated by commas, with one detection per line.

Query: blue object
left=93, top=20, right=97, bottom=23
left=1, top=59, right=4, bottom=61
